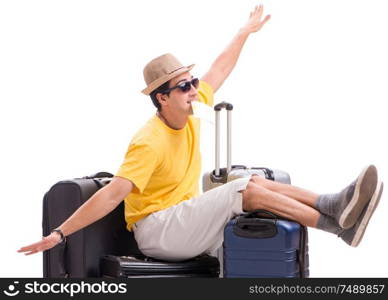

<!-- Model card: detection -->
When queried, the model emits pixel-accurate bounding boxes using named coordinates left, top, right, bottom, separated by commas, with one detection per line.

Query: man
left=18, top=5, right=383, bottom=260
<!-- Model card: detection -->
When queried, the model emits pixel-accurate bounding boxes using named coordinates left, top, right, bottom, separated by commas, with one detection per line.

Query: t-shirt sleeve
left=198, top=80, right=214, bottom=107
left=115, top=143, right=158, bottom=194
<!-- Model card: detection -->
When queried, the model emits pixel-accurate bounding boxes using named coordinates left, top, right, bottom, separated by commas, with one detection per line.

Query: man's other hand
left=17, top=232, right=62, bottom=255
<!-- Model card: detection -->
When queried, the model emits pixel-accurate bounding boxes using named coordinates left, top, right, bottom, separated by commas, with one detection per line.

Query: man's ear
left=156, top=92, right=168, bottom=108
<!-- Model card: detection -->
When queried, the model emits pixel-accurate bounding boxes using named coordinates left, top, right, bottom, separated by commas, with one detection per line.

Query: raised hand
left=242, top=4, right=271, bottom=34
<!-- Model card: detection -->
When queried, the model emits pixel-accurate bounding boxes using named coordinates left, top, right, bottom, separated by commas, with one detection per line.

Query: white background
left=1, top=0, right=387, bottom=277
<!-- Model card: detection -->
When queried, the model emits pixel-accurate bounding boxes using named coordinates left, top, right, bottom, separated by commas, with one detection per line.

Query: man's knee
left=241, top=181, right=265, bottom=211
left=241, top=180, right=255, bottom=195
left=250, top=174, right=267, bottom=186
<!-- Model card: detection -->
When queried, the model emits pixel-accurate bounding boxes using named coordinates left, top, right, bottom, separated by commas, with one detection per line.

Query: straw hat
left=141, top=53, right=195, bottom=95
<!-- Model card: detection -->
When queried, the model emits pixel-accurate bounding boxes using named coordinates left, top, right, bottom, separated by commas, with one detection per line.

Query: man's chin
left=187, top=103, right=194, bottom=115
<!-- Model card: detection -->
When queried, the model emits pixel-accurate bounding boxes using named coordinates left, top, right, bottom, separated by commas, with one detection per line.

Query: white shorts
left=132, top=177, right=251, bottom=261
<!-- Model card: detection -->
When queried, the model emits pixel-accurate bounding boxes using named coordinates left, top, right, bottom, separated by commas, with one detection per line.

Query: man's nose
left=189, top=84, right=198, bottom=97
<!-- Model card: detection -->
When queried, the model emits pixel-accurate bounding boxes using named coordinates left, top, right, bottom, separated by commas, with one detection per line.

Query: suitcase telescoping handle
left=214, top=102, right=233, bottom=176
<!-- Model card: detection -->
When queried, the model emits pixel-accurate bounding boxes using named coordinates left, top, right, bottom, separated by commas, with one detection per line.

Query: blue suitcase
left=222, top=210, right=309, bottom=278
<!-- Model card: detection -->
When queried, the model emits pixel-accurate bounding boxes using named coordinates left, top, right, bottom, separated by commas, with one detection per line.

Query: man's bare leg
left=241, top=180, right=320, bottom=227
left=250, top=165, right=377, bottom=229
left=250, top=175, right=318, bottom=208
left=240, top=170, right=383, bottom=247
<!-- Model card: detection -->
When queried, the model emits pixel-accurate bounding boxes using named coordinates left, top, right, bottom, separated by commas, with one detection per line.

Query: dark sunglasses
left=162, top=78, right=199, bottom=94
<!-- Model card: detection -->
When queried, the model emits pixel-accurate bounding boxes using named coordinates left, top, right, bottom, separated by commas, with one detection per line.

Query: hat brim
left=141, top=64, right=195, bottom=95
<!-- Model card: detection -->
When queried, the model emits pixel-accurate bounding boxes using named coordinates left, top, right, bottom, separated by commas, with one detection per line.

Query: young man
left=18, top=5, right=383, bottom=261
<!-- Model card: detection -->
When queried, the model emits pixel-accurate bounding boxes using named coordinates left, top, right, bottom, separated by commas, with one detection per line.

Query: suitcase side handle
left=298, top=226, right=308, bottom=278
left=233, top=210, right=278, bottom=239
left=57, top=242, right=69, bottom=278
left=214, top=101, right=233, bottom=176
left=83, top=172, right=113, bottom=179
left=82, top=172, right=113, bottom=188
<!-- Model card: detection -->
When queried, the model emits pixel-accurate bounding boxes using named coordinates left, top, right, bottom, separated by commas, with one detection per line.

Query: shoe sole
left=339, top=165, right=378, bottom=229
left=351, top=181, right=383, bottom=247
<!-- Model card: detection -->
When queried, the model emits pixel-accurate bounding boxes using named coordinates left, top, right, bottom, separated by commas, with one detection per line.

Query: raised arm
left=201, top=4, right=270, bottom=93
left=17, top=176, right=133, bottom=255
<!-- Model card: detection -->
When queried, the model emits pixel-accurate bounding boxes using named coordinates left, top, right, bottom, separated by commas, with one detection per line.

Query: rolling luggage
left=202, top=102, right=290, bottom=192
left=42, top=172, right=141, bottom=278
left=202, top=102, right=309, bottom=278
left=223, top=211, right=309, bottom=277
left=100, top=254, right=220, bottom=278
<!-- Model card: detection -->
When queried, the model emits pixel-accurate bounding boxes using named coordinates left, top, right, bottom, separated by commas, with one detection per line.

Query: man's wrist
left=238, top=28, right=251, bottom=39
left=51, top=228, right=66, bottom=244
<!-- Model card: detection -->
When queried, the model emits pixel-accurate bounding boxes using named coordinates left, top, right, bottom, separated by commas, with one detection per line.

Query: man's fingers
left=250, top=8, right=255, bottom=18
left=18, top=239, right=51, bottom=254
left=250, top=4, right=265, bottom=22
left=18, top=242, right=42, bottom=252
left=20, top=244, right=47, bottom=255
left=258, top=4, right=263, bottom=16
left=17, top=246, right=34, bottom=253
left=262, top=14, right=271, bottom=25
left=25, top=250, right=39, bottom=256
left=251, top=7, right=256, bottom=17
left=19, top=236, right=59, bottom=256
left=18, top=246, right=39, bottom=255
left=253, top=4, right=262, bottom=15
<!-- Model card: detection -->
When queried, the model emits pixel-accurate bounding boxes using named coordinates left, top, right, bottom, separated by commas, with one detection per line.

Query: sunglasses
left=162, top=78, right=199, bottom=94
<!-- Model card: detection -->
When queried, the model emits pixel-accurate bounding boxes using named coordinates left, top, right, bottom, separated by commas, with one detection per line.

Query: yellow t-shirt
left=116, top=81, right=214, bottom=231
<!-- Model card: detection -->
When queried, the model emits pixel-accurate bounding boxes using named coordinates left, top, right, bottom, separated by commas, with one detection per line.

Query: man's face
left=159, top=72, right=198, bottom=116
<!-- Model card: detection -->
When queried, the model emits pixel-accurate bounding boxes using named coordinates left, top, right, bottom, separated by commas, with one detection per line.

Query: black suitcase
left=100, top=254, right=220, bottom=278
left=42, top=172, right=141, bottom=278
